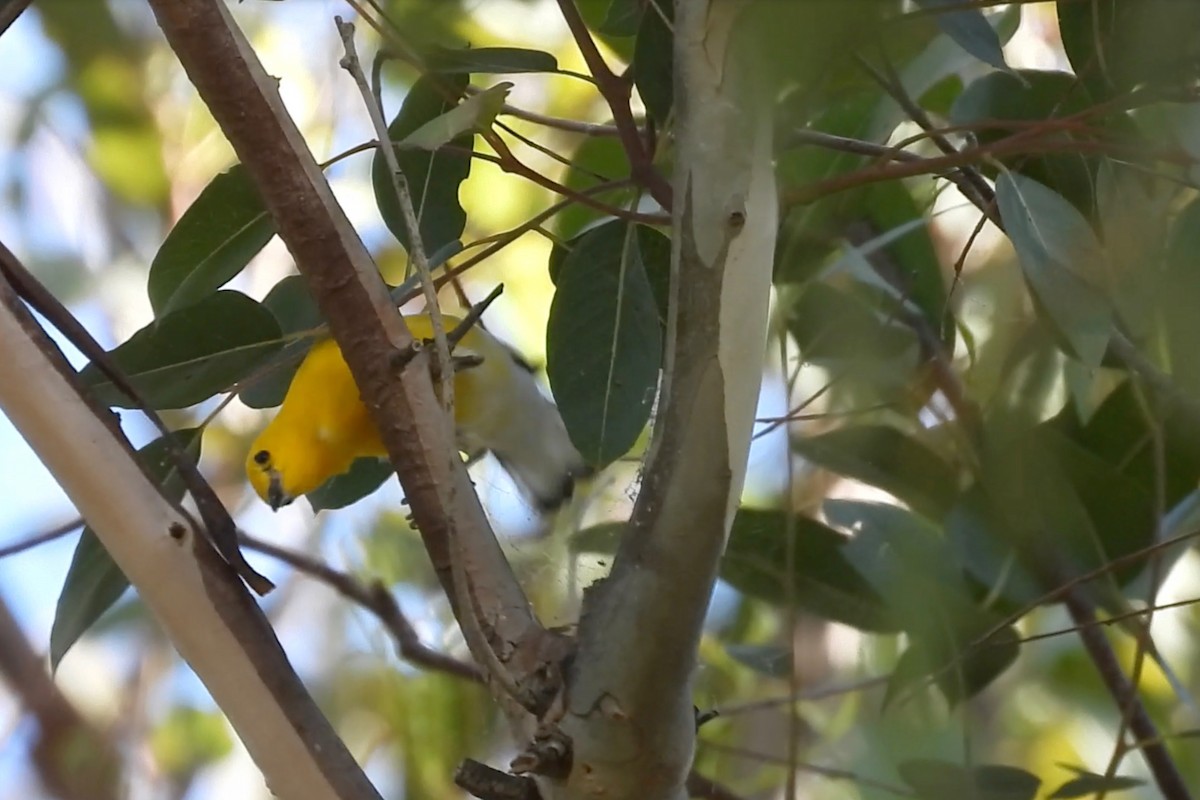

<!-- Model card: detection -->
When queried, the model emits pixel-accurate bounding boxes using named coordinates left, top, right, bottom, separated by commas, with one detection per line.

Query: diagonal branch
left=553, top=0, right=673, bottom=209
left=146, top=0, right=563, bottom=740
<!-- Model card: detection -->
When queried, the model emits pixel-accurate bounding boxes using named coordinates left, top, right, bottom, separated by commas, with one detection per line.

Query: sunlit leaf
left=400, top=82, right=513, bottom=151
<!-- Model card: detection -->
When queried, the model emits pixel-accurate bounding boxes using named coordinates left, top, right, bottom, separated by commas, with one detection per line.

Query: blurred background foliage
left=3, top=1, right=1200, bottom=799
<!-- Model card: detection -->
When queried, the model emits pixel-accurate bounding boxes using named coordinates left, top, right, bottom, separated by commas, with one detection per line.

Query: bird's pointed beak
left=266, top=470, right=292, bottom=511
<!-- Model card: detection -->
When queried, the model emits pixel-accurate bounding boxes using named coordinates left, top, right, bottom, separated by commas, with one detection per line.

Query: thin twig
left=0, top=519, right=83, bottom=559
left=336, top=17, right=454, bottom=409
left=698, top=741, right=914, bottom=797
left=239, top=532, right=483, bottom=682
left=552, top=0, right=672, bottom=209
left=1062, top=590, right=1193, bottom=800
left=0, top=244, right=272, bottom=593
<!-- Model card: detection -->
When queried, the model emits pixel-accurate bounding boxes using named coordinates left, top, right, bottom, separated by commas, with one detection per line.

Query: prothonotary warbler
left=246, top=313, right=588, bottom=511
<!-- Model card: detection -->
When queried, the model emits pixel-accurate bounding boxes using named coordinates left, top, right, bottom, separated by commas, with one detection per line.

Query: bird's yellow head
left=245, top=426, right=342, bottom=511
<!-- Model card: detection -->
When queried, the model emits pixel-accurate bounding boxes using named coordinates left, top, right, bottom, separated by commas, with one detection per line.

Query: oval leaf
left=914, top=0, right=1012, bottom=72
left=51, top=429, right=202, bottom=669
left=426, top=46, right=558, bottom=74
left=373, top=74, right=472, bottom=256
left=721, top=508, right=894, bottom=632
left=401, top=82, right=513, bottom=151
left=80, top=290, right=283, bottom=409
left=547, top=220, right=663, bottom=466
left=900, top=760, right=1040, bottom=800
left=792, top=424, right=958, bottom=518
left=633, top=0, right=673, bottom=125
left=995, top=172, right=1113, bottom=366
left=307, top=457, right=395, bottom=512
left=148, top=164, right=276, bottom=318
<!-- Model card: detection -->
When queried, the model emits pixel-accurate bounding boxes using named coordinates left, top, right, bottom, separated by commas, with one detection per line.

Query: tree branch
left=146, top=0, right=564, bottom=739
left=0, top=260, right=379, bottom=800
left=0, top=593, right=120, bottom=800
left=553, top=0, right=673, bottom=209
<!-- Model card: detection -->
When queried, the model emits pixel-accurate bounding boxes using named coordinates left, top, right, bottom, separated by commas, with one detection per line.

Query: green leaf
left=547, top=220, right=662, bottom=467
left=899, top=760, right=1040, bottom=800
left=1058, top=0, right=1200, bottom=98
left=81, top=291, right=283, bottom=409
left=373, top=74, right=472, bottom=256
left=400, top=82, right=513, bottom=151
left=863, top=180, right=953, bottom=349
left=306, top=457, right=395, bottom=512
left=784, top=281, right=920, bottom=396
left=914, top=0, right=1011, bottom=72
left=951, top=70, right=1096, bottom=212
left=633, top=0, right=672, bottom=126
left=995, top=172, right=1112, bottom=366
left=721, top=508, right=894, bottom=632
left=425, top=46, right=557, bottom=74
left=599, top=0, right=642, bottom=36
left=792, top=425, right=959, bottom=518
left=147, top=164, right=276, bottom=318
left=51, top=429, right=202, bottom=669
left=239, top=275, right=321, bottom=409
left=1048, top=768, right=1143, bottom=799
left=829, top=500, right=1019, bottom=702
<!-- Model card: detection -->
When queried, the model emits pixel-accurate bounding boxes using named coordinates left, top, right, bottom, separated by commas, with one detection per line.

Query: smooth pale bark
left=549, top=2, right=778, bottom=798
left=0, top=278, right=380, bottom=800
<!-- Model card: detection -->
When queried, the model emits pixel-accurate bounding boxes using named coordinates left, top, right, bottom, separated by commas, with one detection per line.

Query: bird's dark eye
left=253, top=450, right=271, bottom=466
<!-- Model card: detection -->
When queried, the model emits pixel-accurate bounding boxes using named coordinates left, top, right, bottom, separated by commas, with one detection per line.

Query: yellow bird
left=246, top=313, right=587, bottom=511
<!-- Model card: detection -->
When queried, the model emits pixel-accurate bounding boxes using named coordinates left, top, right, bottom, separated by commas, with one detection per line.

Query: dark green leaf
left=794, top=425, right=958, bottom=519
left=81, top=290, right=283, bottom=409
left=721, top=508, right=894, bottom=632
left=240, top=276, right=321, bottom=409
left=1048, top=769, right=1143, bottom=799
left=633, top=0, right=672, bottom=125
left=899, top=760, right=1040, bottom=800
left=373, top=74, right=472, bottom=256
left=599, top=0, right=642, bottom=36
left=915, top=0, right=1011, bottom=72
left=307, top=457, right=395, bottom=512
left=147, top=164, right=275, bottom=318
left=547, top=220, right=662, bottom=466
left=51, top=429, right=202, bottom=669
left=995, top=172, right=1112, bottom=366
left=425, top=46, right=558, bottom=74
